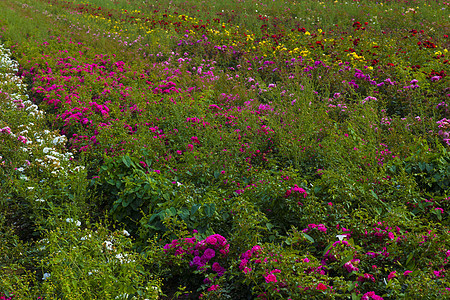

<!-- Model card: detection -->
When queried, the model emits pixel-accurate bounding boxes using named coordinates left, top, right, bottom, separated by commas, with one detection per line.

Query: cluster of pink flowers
left=303, top=223, right=327, bottom=233
left=264, top=269, right=281, bottom=283
left=284, top=184, right=307, bottom=205
left=437, top=118, right=450, bottom=145
left=239, top=245, right=262, bottom=274
left=0, top=127, right=12, bottom=135
left=344, top=259, right=360, bottom=272
left=363, top=222, right=402, bottom=242
left=164, top=234, right=229, bottom=277
left=357, top=273, right=375, bottom=283
left=361, top=291, right=384, bottom=300
left=163, top=236, right=197, bottom=257
left=284, top=184, right=307, bottom=198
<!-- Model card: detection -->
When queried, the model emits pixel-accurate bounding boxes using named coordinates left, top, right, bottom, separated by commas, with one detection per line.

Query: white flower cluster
left=101, top=230, right=135, bottom=264
left=66, top=218, right=81, bottom=227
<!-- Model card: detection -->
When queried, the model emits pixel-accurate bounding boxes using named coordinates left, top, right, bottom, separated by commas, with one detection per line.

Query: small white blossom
left=103, top=241, right=114, bottom=251
left=66, top=218, right=81, bottom=226
left=336, top=234, right=347, bottom=241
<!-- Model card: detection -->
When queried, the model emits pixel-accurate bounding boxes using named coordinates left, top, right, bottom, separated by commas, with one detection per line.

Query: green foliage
left=392, top=140, right=450, bottom=196
left=38, top=220, right=162, bottom=299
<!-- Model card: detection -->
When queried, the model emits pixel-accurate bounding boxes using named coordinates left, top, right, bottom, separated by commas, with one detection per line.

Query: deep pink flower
left=212, top=262, right=226, bottom=276
left=433, top=270, right=444, bottom=278
left=264, top=273, right=277, bottom=283
left=203, top=248, right=215, bottom=260
left=191, top=136, right=200, bottom=144
left=357, top=273, right=375, bottom=282
left=207, top=285, right=219, bottom=291
left=239, top=259, right=248, bottom=270
left=206, top=236, right=217, bottom=245
left=361, top=291, right=384, bottom=300
left=17, top=135, right=27, bottom=144
left=403, top=270, right=412, bottom=276
left=387, top=271, right=396, bottom=281
left=388, top=232, right=394, bottom=240
left=192, top=256, right=203, bottom=267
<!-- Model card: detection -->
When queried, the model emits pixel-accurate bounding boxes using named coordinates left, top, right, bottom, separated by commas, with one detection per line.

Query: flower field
left=0, top=0, right=449, bottom=298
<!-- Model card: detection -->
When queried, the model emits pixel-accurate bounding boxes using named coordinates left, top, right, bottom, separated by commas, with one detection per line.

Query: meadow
left=0, top=0, right=449, bottom=298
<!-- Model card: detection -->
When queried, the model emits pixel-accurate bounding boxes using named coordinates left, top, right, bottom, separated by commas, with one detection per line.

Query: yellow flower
left=305, top=31, right=310, bottom=36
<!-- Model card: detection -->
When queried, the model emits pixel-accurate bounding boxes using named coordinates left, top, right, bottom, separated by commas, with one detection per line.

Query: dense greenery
left=0, top=0, right=449, bottom=298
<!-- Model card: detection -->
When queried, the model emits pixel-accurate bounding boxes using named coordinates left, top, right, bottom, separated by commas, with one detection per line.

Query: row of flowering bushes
left=0, top=41, right=161, bottom=299
left=0, top=0, right=449, bottom=298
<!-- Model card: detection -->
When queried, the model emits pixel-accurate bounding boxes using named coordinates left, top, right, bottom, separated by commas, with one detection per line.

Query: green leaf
left=145, top=159, right=152, bottom=167
left=178, top=208, right=190, bottom=221
left=419, top=162, right=425, bottom=172
left=433, top=174, right=441, bottom=181
left=122, top=155, right=132, bottom=168
left=122, top=195, right=134, bottom=207
left=435, top=208, right=442, bottom=221
left=323, top=242, right=334, bottom=256
left=406, top=252, right=414, bottom=266
left=191, top=204, right=201, bottom=216
left=169, top=207, right=177, bottom=216
left=302, top=233, right=315, bottom=243
left=370, top=190, right=378, bottom=200
left=131, top=197, right=143, bottom=211
left=348, top=282, right=356, bottom=292
left=204, top=205, right=211, bottom=217
left=149, top=213, right=159, bottom=222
